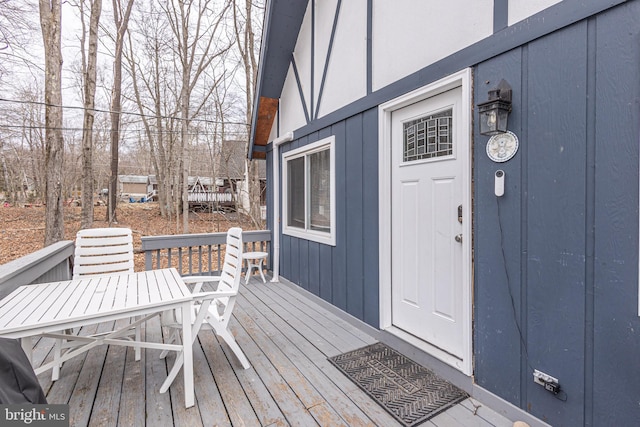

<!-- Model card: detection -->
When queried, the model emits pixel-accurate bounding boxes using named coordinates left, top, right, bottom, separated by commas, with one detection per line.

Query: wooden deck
left=31, top=276, right=513, bottom=427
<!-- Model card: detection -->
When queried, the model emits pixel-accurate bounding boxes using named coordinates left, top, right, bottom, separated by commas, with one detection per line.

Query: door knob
left=455, top=234, right=462, bottom=243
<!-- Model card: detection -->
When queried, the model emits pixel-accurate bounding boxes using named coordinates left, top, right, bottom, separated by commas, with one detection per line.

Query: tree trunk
left=39, top=0, right=65, bottom=245
left=125, top=28, right=171, bottom=218
left=0, top=149, right=12, bottom=202
left=80, top=0, right=102, bottom=229
left=107, top=0, right=135, bottom=224
left=181, top=70, right=190, bottom=233
left=163, top=0, right=231, bottom=233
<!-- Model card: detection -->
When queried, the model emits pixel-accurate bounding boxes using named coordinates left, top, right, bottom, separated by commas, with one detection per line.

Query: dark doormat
left=328, top=342, right=468, bottom=426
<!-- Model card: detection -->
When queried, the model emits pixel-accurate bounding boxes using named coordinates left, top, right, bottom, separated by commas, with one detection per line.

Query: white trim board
left=282, top=136, right=337, bottom=246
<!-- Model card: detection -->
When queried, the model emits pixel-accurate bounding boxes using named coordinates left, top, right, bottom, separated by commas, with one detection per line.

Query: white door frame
left=378, top=68, right=473, bottom=375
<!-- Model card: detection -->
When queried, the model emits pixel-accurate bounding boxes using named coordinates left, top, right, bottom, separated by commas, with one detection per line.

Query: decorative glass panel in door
left=403, top=108, right=453, bottom=162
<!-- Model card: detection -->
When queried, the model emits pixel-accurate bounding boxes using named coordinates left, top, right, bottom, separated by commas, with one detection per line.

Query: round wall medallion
left=486, top=131, right=519, bottom=163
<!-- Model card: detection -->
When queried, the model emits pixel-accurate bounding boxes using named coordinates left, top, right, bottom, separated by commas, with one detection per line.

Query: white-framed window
left=282, top=136, right=336, bottom=246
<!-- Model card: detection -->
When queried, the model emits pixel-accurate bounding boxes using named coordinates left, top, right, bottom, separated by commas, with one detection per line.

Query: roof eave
left=249, top=0, right=308, bottom=159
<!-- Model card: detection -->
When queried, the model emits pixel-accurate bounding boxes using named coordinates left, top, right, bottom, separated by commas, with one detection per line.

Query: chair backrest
left=218, top=227, right=243, bottom=293
left=207, top=227, right=244, bottom=321
left=72, top=228, right=134, bottom=279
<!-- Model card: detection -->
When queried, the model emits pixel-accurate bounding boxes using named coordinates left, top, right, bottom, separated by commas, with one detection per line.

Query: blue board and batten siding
left=265, top=1, right=640, bottom=425
left=273, top=108, right=380, bottom=327
left=474, top=2, right=640, bottom=425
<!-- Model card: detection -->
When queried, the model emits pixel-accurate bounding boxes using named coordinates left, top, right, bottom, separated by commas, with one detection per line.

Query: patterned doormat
left=328, top=342, right=468, bottom=426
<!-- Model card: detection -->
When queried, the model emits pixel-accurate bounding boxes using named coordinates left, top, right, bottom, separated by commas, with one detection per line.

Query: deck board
left=245, top=285, right=365, bottom=356
left=89, top=319, right=129, bottom=427
left=31, top=276, right=513, bottom=427
left=459, top=399, right=513, bottom=427
left=250, top=281, right=373, bottom=355
left=40, top=324, right=99, bottom=398
left=117, top=345, right=146, bottom=427
left=237, top=291, right=379, bottom=426
left=231, top=305, right=323, bottom=426
left=239, top=284, right=399, bottom=426
left=198, top=332, right=259, bottom=426
left=192, top=334, right=234, bottom=426
left=66, top=321, right=116, bottom=426
left=272, top=281, right=377, bottom=347
left=218, top=328, right=288, bottom=426
left=241, top=284, right=343, bottom=357
left=143, top=316, right=174, bottom=426
left=166, top=348, right=204, bottom=427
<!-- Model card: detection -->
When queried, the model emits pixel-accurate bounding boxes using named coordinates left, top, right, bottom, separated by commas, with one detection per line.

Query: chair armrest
left=182, top=275, right=222, bottom=293
left=182, top=275, right=222, bottom=284
left=190, top=290, right=236, bottom=301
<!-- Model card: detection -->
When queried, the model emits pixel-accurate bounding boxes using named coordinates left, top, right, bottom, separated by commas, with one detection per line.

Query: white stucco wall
left=295, top=3, right=313, bottom=116
left=313, top=0, right=339, bottom=107
left=315, top=0, right=367, bottom=118
left=279, top=63, right=309, bottom=135
left=509, top=0, right=562, bottom=26
left=274, top=0, right=565, bottom=136
left=268, top=110, right=279, bottom=142
left=372, top=0, right=493, bottom=91
left=278, top=0, right=367, bottom=127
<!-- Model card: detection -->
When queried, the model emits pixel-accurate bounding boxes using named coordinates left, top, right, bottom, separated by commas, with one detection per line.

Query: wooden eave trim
left=252, top=97, right=279, bottom=158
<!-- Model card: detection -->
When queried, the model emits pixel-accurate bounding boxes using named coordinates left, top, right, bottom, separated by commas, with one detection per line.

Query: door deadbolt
left=458, top=205, right=463, bottom=223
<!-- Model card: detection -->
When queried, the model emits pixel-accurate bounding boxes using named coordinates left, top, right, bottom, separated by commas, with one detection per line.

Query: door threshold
left=386, top=325, right=469, bottom=375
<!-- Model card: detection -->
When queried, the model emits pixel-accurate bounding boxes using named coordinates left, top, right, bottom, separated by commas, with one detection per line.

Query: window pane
left=309, top=149, right=331, bottom=232
left=287, top=157, right=305, bottom=229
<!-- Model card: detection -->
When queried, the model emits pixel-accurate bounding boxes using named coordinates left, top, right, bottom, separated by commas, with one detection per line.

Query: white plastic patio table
left=243, top=251, right=268, bottom=284
left=0, top=268, right=197, bottom=408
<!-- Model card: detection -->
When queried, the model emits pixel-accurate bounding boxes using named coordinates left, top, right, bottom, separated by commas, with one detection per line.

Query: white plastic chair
left=160, top=227, right=250, bottom=381
left=52, top=228, right=137, bottom=380
left=72, top=228, right=134, bottom=279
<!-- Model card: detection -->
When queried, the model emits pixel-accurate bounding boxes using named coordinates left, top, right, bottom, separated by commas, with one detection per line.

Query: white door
left=391, top=87, right=465, bottom=360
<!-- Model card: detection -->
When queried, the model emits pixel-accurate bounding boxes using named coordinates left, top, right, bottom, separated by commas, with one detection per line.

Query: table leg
left=21, top=336, right=33, bottom=364
left=245, top=260, right=253, bottom=285
left=160, top=302, right=195, bottom=407
left=258, top=259, right=266, bottom=283
left=181, top=301, right=194, bottom=407
left=53, top=338, right=62, bottom=381
left=134, top=316, right=141, bottom=361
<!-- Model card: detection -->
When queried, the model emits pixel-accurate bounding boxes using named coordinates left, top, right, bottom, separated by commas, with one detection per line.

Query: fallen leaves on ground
left=0, top=202, right=259, bottom=271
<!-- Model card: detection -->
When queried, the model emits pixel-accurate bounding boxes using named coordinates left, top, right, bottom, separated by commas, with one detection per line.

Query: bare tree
left=0, top=1, right=38, bottom=86
left=232, top=0, right=262, bottom=227
left=125, top=4, right=177, bottom=220
left=163, top=0, right=232, bottom=233
left=0, top=83, right=46, bottom=204
left=20, top=87, right=47, bottom=203
left=107, top=0, right=135, bottom=224
left=77, top=0, right=103, bottom=228
left=3, top=0, right=264, bottom=236
left=39, top=0, right=65, bottom=245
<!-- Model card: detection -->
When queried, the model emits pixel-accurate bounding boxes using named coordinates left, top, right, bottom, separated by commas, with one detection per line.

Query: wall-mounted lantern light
left=477, top=79, right=512, bottom=136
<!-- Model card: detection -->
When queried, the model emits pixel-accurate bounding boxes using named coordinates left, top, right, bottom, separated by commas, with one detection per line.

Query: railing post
left=145, top=251, right=153, bottom=271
